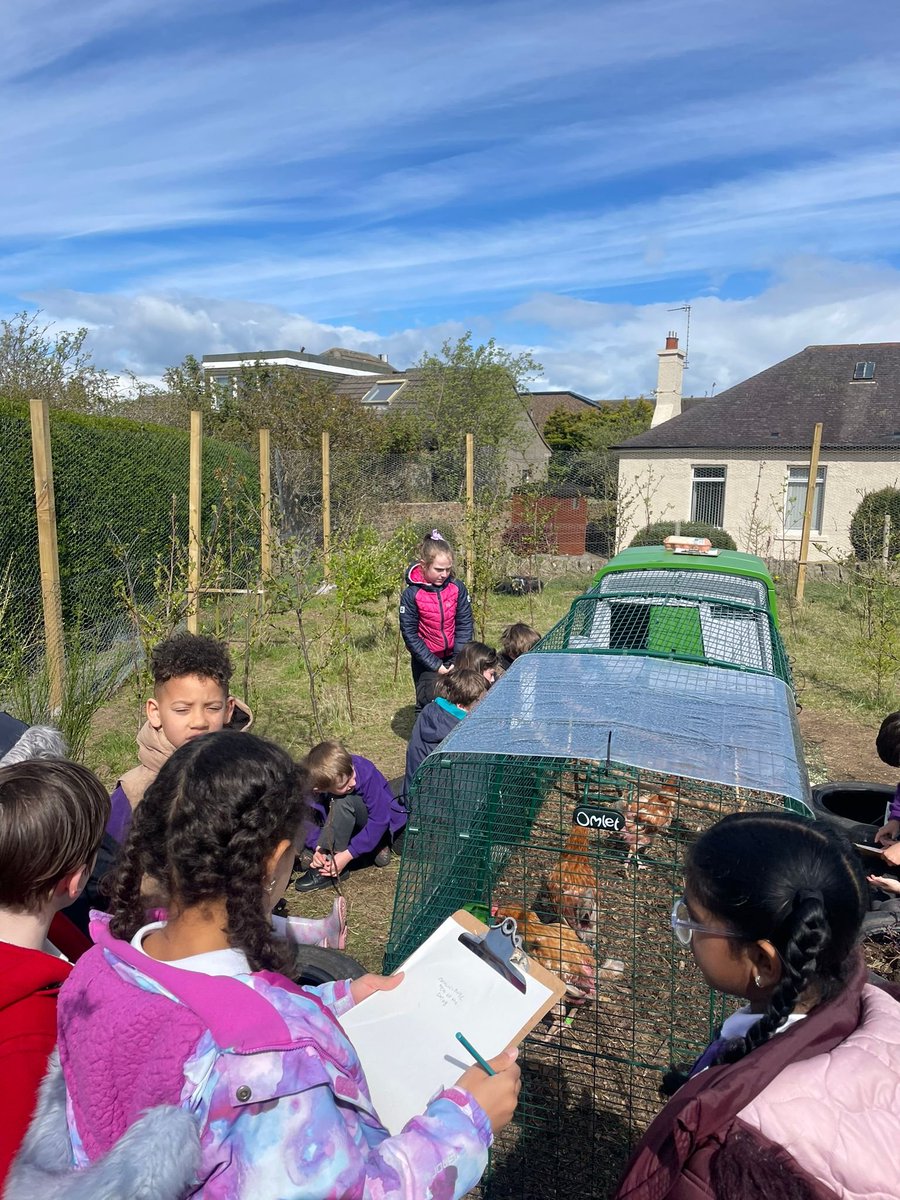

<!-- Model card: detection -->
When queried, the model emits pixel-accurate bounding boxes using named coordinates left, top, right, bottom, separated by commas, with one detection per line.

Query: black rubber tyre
left=809, top=781, right=894, bottom=844
left=291, top=946, right=367, bottom=986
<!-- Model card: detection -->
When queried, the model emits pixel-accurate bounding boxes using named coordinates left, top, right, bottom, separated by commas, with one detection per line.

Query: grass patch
left=779, top=580, right=900, bottom=722
left=82, top=572, right=594, bottom=967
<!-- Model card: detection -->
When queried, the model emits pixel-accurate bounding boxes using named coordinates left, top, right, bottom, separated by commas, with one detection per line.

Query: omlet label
left=573, top=806, right=624, bottom=831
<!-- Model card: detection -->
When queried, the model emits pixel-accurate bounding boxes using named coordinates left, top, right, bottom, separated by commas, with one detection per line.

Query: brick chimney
left=650, top=330, right=686, bottom=428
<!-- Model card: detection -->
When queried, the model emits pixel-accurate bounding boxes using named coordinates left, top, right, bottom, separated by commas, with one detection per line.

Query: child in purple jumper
left=294, top=740, right=407, bottom=891
left=874, top=711, right=900, bottom=865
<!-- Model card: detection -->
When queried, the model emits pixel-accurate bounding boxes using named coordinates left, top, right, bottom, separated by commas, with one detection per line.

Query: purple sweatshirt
left=889, top=783, right=900, bottom=822
left=305, top=754, right=406, bottom=859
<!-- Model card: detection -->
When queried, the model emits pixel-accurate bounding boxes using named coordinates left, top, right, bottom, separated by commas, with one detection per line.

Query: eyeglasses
left=670, top=896, right=744, bottom=947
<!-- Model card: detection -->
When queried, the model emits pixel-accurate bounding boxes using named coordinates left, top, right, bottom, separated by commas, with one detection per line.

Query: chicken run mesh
left=384, top=652, right=810, bottom=1198
left=534, top=589, right=793, bottom=690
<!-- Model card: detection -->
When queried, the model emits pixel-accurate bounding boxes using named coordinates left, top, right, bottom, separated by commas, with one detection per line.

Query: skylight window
left=361, top=381, right=404, bottom=406
left=852, top=361, right=875, bottom=381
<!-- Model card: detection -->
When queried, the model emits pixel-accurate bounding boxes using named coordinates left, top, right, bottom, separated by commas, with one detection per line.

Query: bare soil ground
left=798, top=706, right=893, bottom=786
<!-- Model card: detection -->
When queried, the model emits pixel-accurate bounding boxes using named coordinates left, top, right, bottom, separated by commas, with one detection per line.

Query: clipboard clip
left=458, top=917, right=529, bottom=994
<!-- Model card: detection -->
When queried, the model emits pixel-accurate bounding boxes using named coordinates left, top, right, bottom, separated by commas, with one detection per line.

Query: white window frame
left=690, top=465, right=726, bottom=527
left=784, top=465, right=826, bottom=536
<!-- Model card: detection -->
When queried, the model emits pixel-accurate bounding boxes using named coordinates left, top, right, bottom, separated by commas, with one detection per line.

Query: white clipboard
left=340, top=910, right=566, bottom=1134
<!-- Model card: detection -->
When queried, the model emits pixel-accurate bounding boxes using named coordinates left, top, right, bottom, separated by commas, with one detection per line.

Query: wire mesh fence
left=0, top=401, right=259, bottom=737
left=4, top=393, right=900, bottom=750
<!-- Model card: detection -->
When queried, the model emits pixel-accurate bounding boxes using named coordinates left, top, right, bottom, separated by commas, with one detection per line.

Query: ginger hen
left=494, top=904, right=596, bottom=1004
left=544, top=825, right=598, bottom=946
left=621, top=777, right=679, bottom=865
left=493, top=904, right=625, bottom=1040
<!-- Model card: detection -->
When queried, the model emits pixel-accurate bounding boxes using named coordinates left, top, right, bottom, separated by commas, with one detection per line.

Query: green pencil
left=455, top=1031, right=496, bottom=1076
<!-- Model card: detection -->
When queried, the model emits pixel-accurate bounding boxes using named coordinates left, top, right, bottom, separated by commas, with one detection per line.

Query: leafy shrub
left=629, top=521, right=737, bottom=551
left=849, top=488, right=900, bottom=561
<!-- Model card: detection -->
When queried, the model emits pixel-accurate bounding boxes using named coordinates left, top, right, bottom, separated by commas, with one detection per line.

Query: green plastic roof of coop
left=593, top=546, right=779, bottom=618
left=432, top=652, right=810, bottom=806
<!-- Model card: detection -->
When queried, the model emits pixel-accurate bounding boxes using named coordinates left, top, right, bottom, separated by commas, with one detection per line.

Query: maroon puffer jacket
left=614, top=958, right=900, bottom=1200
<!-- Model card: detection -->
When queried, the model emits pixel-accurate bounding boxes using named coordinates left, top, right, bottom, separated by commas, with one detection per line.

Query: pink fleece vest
left=57, top=947, right=204, bottom=1157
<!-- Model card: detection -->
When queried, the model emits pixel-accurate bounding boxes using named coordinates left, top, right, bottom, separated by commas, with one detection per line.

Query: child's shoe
left=374, top=845, right=392, bottom=867
left=294, top=866, right=349, bottom=893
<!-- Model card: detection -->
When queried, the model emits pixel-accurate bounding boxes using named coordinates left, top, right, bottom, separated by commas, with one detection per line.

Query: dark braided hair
left=109, top=732, right=308, bottom=973
left=689, top=812, right=867, bottom=1069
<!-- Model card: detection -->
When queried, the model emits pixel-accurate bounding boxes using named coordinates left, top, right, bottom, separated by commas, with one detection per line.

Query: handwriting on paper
left=436, top=977, right=464, bottom=1009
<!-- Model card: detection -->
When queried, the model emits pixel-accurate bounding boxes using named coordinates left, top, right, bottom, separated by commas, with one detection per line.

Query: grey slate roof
left=619, top=343, right=900, bottom=452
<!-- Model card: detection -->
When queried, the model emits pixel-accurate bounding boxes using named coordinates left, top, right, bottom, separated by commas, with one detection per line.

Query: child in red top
left=399, top=530, right=473, bottom=710
left=0, top=758, right=109, bottom=1188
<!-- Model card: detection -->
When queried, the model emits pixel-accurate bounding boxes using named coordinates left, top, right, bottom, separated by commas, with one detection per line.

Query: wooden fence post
left=794, top=421, right=823, bottom=605
left=29, top=399, right=65, bottom=712
left=882, top=512, right=892, bottom=564
left=321, top=431, right=331, bottom=580
left=259, top=428, right=272, bottom=582
left=465, top=432, right=475, bottom=588
left=188, top=410, right=202, bottom=633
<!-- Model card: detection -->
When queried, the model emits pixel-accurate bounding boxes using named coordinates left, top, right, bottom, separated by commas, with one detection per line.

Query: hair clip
left=431, top=529, right=442, bottom=540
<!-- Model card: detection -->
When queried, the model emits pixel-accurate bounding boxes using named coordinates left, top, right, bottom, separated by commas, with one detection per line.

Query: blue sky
left=4, top=0, right=900, bottom=397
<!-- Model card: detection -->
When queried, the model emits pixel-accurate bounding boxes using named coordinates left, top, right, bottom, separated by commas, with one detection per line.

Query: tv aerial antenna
left=667, top=303, right=691, bottom=368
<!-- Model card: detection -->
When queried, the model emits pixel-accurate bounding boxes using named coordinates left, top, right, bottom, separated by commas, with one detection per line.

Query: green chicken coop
left=385, top=651, right=810, bottom=1197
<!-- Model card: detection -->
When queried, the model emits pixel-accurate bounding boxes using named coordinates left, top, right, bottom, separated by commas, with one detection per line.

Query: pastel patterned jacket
left=56, top=916, right=492, bottom=1199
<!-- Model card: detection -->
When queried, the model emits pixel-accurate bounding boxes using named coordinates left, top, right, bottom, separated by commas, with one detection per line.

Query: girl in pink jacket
left=616, top=811, right=900, bottom=1200
left=399, top=531, right=473, bottom=710
left=51, top=732, right=520, bottom=1199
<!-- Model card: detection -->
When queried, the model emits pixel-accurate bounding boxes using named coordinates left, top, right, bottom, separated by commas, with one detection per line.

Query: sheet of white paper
left=340, top=915, right=553, bottom=1135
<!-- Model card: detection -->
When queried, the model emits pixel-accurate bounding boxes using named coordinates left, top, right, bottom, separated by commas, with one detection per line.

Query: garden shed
left=386, top=650, right=809, bottom=1196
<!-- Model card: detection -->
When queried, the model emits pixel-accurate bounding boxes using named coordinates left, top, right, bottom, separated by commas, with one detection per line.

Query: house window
left=853, top=361, right=875, bottom=381
left=784, top=466, right=826, bottom=535
left=361, top=381, right=404, bottom=406
left=691, top=466, right=726, bottom=527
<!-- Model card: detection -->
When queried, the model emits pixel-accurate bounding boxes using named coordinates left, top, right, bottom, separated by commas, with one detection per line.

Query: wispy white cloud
left=58, top=145, right=895, bottom=316
left=32, top=258, right=900, bottom=404
left=515, top=258, right=900, bottom=398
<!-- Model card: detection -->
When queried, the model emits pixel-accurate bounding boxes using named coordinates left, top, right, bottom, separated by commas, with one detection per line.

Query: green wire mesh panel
left=592, top=565, right=771, bottom=610
left=384, top=654, right=810, bottom=1197
left=534, top=591, right=794, bottom=689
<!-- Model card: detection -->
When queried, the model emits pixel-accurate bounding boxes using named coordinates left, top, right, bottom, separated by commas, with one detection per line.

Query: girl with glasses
left=615, top=810, right=900, bottom=1200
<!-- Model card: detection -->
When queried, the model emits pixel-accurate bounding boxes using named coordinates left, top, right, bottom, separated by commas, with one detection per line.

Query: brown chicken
left=544, top=825, right=598, bottom=946
left=621, top=777, right=679, bottom=863
left=494, top=904, right=596, bottom=1003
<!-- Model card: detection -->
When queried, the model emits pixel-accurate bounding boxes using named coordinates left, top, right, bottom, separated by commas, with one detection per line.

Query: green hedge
left=629, top=520, right=737, bottom=551
left=0, top=399, right=257, bottom=634
left=849, top=487, right=900, bottom=561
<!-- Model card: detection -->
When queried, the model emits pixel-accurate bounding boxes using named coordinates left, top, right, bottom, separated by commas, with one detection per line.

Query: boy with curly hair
left=108, top=631, right=251, bottom=842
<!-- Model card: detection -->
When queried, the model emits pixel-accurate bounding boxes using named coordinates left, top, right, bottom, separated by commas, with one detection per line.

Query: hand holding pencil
left=455, top=1041, right=521, bottom=1135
